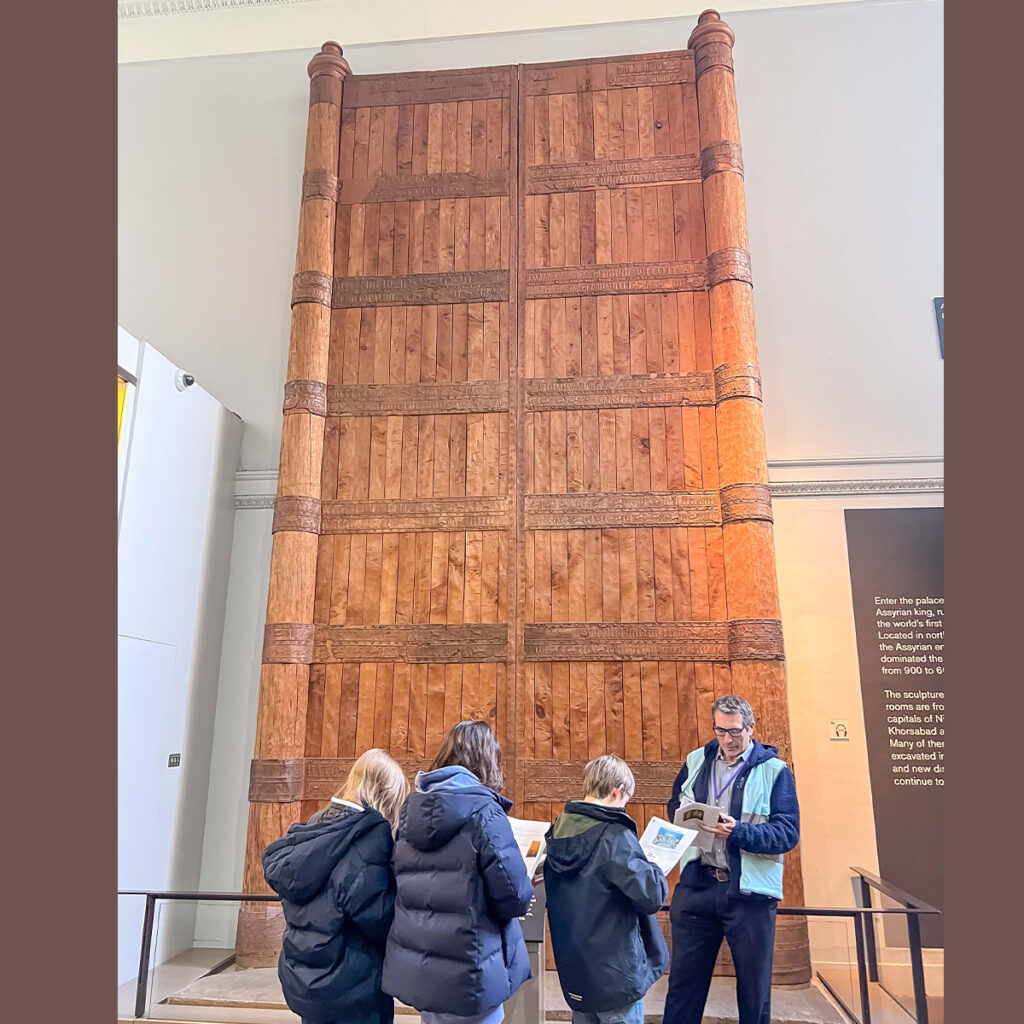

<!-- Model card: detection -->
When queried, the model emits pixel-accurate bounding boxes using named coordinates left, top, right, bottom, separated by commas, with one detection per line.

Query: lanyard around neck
left=712, top=757, right=747, bottom=803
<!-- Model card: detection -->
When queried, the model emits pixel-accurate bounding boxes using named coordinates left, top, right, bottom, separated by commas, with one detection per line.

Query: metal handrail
left=120, top=879, right=941, bottom=1024
left=851, top=867, right=940, bottom=913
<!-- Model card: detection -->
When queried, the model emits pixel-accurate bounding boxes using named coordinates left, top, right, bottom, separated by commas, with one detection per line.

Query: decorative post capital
left=688, top=10, right=735, bottom=51
left=307, top=41, right=352, bottom=82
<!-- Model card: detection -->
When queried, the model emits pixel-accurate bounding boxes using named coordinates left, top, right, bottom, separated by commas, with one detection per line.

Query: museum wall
left=117, top=0, right=943, bottom=967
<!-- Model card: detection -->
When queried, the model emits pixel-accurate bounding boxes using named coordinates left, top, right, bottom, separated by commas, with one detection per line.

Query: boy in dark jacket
left=383, top=721, right=535, bottom=1024
left=544, top=755, right=669, bottom=1024
left=263, top=749, right=408, bottom=1024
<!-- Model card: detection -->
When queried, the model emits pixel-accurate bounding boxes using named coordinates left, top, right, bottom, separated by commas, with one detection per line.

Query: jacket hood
left=702, top=737, right=779, bottom=768
left=403, top=765, right=511, bottom=851
left=262, top=805, right=381, bottom=904
left=544, top=800, right=636, bottom=877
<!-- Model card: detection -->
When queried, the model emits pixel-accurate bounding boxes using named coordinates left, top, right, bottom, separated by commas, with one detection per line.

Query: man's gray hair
left=582, top=754, right=636, bottom=800
left=711, top=695, right=755, bottom=728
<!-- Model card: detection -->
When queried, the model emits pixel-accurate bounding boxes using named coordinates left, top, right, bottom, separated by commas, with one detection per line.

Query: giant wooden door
left=242, top=12, right=809, bottom=983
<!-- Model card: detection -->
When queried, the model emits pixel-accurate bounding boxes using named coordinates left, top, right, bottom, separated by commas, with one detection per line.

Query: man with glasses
left=662, top=695, right=800, bottom=1024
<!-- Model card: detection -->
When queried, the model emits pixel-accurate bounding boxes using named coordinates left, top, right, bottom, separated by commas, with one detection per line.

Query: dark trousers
left=662, top=880, right=777, bottom=1024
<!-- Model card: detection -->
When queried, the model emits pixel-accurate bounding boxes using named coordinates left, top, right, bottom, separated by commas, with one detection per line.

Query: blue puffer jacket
left=263, top=803, right=396, bottom=1024
left=382, top=766, right=535, bottom=1016
left=544, top=801, right=669, bottom=1013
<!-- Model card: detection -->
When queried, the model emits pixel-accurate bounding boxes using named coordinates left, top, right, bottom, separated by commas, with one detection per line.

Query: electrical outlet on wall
left=168, top=753, right=182, bottom=767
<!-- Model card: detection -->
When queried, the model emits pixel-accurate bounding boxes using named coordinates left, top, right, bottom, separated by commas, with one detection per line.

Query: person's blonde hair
left=336, top=749, right=409, bottom=829
left=582, top=754, right=635, bottom=801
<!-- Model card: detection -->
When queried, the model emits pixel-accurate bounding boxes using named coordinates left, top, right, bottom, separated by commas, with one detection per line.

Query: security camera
left=174, top=370, right=196, bottom=392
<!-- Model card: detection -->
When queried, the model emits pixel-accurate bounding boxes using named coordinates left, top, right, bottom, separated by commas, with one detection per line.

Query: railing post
left=852, top=913, right=872, bottom=1024
left=906, top=913, right=929, bottom=1024
left=852, top=875, right=879, bottom=982
left=134, top=894, right=156, bottom=1018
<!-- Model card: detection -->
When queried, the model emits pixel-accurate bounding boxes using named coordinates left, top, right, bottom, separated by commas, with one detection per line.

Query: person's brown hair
left=429, top=720, right=504, bottom=792
left=335, top=748, right=409, bottom=829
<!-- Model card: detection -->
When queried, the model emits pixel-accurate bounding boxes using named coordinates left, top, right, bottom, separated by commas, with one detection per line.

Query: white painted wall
left=117, top=330, right=243, bottom=985
left=117, top=0, right=943, bottom=969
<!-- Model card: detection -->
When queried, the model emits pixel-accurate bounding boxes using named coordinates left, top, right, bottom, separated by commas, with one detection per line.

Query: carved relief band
left=706, top=248, right=753, bottom=288
left=523, top=51, right=690, bottom=95
left=262, top=623, right=316, bottom=664
left=273, top=496, right=322, bottom=534
left=694, top=42, right=734, bottom=80
left=249, top=757, right=437, bottom=802
left=328, top=380, right=509, bottom=417
left=720, top=483, right=773, bottom=524
left=523, top=759, right=682, bottom=803
left=283, top=379, right=328, bottom=417
left=344, top=67, right=512, bottom=106
left=525, top=622, right=731, bottom=662
left=524, top=490, right=721, bottom=529
left=339, top=170, right=509, bottom=205
left=291, top=270, right=333, bottom=307
left=527, top=155, right=700, bottom=194
left=332, top=270, right=509, bottom=308
left=525, top=373, right=716, bottom=409
left=714, top=362, right=763, bottom=402
left=320, top=496, right=510, bottom=534
left=728, top=618, right=786, bottom=660
left=607, top=55, right=691, bottom=87
left=525, top=261, right=705, bottom=299
left=312, top=623, right=509, bottom=663
left=700, top=142, right=744, bottom=179
left=302, top=170, right=341, bottom=202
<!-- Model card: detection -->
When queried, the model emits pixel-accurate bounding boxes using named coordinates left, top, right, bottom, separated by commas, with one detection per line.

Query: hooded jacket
left=382, top=766, right=535, bottom=1016
left=667, top=738, right=800, bottom=900
left=262, top=803, right=396, bottom=1024
left=543, top=801, right=669, bottom=1013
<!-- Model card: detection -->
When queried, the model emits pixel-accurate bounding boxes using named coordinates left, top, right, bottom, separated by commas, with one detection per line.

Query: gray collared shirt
left=702, top=741, right=753, bottom=869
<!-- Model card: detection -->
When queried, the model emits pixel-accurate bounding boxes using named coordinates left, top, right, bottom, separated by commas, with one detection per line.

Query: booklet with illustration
left=508, top=816, right=549, bottom=880
left=638, top=816, right=700, bottom=875
left=672, top=802, right=722, bottom=852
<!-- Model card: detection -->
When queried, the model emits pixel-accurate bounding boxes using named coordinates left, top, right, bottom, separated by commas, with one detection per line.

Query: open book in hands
left=507, top=816, right=549, bottom=882
left=638, top=816, right=700, bottom=875
left=672, top=802, right=722, bottom=852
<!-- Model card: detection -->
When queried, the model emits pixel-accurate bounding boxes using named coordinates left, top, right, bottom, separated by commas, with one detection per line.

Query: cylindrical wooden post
left=235, top=41, right=350, bottom=969
left=689, top=10, right=811, bottom=985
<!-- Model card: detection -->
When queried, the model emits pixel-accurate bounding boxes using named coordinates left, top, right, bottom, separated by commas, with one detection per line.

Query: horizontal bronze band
left=302, top=170, right=340, bottom=202
left=263, top=623, right=315, bottom=664
left=525, top=490, right=721, bottom=529
left=339, top=169, right=509, bottom=205
left=309, top=75, right=344, bottom=108
left=524, top=618, right=784, bottom=661
left=292, top=270, right=333, bottom=307
left=525, top=260, right=705, bottom=299
left=321, top=495, right=511, bottom=533
left=522, top=759, right=682, bottom=803
left=523, top=52, right=692, bottom=95
left=273, top=496, right=322, bottom=534
left=328, top=380, right=509, bottom=416
left=345, top=68, right=512, bottom=107
left=332, top=270, right=509, bottom=308
left=313, top=623, right=509, bottom=663
left=525, top=373, right=715, bottom=410
left=607, top=55, right=693, bottom=88
left=527, top=155, right=700, bottom=194
left=249, top=756, right=435, bottom=803
left=700, top=141, right=744, bottom=179
left=706, top=248, right=752, bottom=288
left=719, top=483, right=773, bottom=524
left=714, top=362, right=763, bottom=402
left=284, top=379, right=328, bottom=417
left=694, top=42, right=735, bottom=80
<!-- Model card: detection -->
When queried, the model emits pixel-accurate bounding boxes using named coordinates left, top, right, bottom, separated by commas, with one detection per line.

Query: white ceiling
left=117, top=0, right=881, bottom=63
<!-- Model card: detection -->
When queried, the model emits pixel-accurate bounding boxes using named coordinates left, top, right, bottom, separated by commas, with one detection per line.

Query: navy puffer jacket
left=263, top=803, right=396, bottom=1024
left=382, top=766, right=535, bottom=1015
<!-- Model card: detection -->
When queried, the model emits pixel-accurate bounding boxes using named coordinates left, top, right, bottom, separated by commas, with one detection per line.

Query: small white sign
left=829, top=720, right=850, bottom=742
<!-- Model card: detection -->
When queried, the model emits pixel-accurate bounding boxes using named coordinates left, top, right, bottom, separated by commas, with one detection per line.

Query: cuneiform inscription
left=525, top=622, right=730, bottom=661
left=608, top=57, right=690, bottom=86
left=292, top=270, right=333, bottom=307
left=523, top=759, right=681, bottom=802
left=263, top=623, right=315, bottom=664
left=707, top=248, right=752, bottom=288
left=273, top=496, right=322, bottom=534
left=321, top=496, right=511, bottom=533
left=525, top=261, right=704, bottom=298
left=527, top=155, right=700, bottom=194
left=525, top=374, right=715, bottom=410
left=728, top=618, right=785, bottom=660
left=345, top=68, right=511, bottom=107
left=313, top=624, right=509, bottom=663
left=714, top=362, right=762, bottom=402
left=328, top=380, right=509, bottom=416
left=525, top=490, right=721, bottom=529
left=332, top=271, right=508, bottom=307
left=719, top=483, right=773, bottom=524
left=700, top=142, right=744, bottom=179
left=339, top=170, right=509, bottom=205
